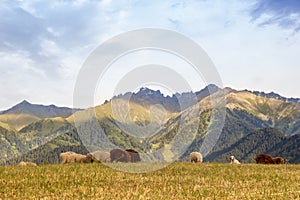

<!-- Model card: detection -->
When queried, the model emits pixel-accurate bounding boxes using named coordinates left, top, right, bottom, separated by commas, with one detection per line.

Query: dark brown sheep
left=255, top=154, right=274, bottom=164
left=125, top=149, right=141, bottom=162
left=110, top=149, right=131, bottom=162
left=272, top=157, right=285, bottom=164
left=255, top=154, right=285, bottom=164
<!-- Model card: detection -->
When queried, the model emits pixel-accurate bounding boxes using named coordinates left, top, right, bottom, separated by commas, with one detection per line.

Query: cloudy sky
left=0, top=0, right=300, bottom=110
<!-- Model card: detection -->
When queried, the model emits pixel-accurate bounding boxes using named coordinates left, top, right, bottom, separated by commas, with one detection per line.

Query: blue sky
left=0, top=0, right=300, bottom=109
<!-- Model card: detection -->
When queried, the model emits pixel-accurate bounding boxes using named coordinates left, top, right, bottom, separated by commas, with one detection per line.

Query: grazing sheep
left=255, top=154, right=284, bottom=164
left=60, top=151, right=76, bottom=164
left=19, top=161, right=37, bottom=166
left=110, top=149, right=131, bottom=162
left=272, top=157, right=285, bottom=164
left=230, top=156, right=241, bottom=164
left=72, top=153, right=86, bottom=163
left=255, top=154, right=274, bottom=164
left=190, top=152, right=203, bottom=163
left=60, top=151, right=86, bottom=163
left=125, top=149, right=141, bottom=162
left=90, top=151, right=111, bottom=163
left=80, top=153, right=94, bottom=163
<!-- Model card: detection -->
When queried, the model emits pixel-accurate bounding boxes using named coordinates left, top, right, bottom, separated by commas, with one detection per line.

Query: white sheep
left=190, top=152, right=203, bottom=163
left=230, top=155, right=241, bottom=164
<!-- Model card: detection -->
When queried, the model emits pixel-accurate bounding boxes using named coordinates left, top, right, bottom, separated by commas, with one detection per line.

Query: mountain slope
left=205, top=128, right=287, bottom=163
left=0, top=100, right=80, bottom=131
left=267, top=134, right=300, bottom=163
left=225, top=90, right=300, bottom=135
left=1, top=128, right=88, bottom=165
left=0, top=113, right=40, bottom=131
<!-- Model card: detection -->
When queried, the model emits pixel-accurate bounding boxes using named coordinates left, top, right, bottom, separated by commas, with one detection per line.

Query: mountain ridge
left=0, top=100, right=81, bottom=118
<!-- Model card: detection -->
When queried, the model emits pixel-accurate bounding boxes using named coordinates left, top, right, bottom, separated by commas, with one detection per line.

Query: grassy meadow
left=0, top=162, right=299, bottom=199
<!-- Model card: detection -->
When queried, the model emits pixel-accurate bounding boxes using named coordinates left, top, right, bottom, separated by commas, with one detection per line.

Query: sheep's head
left=230, top=156, right=235, bottom=161
left=86, top=153, right=94, bottom=162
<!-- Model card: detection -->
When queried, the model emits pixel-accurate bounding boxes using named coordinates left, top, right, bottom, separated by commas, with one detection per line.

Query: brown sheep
left=255, top=154, right=285, bottom=164
left=19, top=161, right=37, bottom=166
left=125, top=149, right=141, bottom=162
left=110, top=149, right=131, bottom=162
left=80, top=153, right=94, bottom=163
left=272, top=157, right=285, bottom=164
left=255, top=154, right=274, bottom=164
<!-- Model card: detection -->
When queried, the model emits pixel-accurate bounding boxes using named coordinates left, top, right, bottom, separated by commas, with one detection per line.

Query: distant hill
left=0, top=100, right=81, bottom=130
left=0, top=100, right=80, bottom=118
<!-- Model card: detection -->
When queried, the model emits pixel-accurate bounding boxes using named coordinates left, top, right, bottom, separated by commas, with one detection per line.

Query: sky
left=0, top=0, right=300, bottom=110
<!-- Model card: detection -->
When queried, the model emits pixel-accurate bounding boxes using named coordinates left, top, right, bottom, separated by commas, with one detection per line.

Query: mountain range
left=0, top=85, right=299, bottom=165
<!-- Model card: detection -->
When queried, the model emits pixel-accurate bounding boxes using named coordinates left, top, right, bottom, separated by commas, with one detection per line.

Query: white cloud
left=0, top=0, right=299, bottom=109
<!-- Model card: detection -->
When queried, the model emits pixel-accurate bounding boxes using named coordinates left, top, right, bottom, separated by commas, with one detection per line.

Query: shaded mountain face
left=0, top=85, right=300, bottom=165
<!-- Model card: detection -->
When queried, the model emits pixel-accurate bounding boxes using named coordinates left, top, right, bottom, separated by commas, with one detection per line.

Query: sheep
left=89, top=151, right=111, bottom=163
left=272, top=157, right=285, bottom=164
left=255, top=154, right=274, bottom=164
left=110, top=149, right=131, bottom=162
left=125, top=149, right=141, bottom=162
left=230, top=156, right=241, bottom=164
left=80, top=153, right=94, bottom=163
left=190, top=152, right=203, bottom=163
left=72, top=153, right=86, bottom=163
left=60, top=151, right=86, bottom=163
left=19, top=161, right=37, bottom=166
left=60, top=151, right=76, bottom=164
left=255, top=154, right=285, bottom=164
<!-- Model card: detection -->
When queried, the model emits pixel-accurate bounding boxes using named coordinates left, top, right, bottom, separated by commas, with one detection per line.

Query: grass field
left=0, top=163, right=299, bottom=199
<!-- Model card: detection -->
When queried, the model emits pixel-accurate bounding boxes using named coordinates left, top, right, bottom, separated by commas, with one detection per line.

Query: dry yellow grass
left=0, top=163, right=299, bottom=199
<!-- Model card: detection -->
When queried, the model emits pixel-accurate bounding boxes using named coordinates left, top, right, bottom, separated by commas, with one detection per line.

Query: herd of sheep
left=18, top=150, right=285, bottom=166
left=189, top=152, right=284, bottom=164
left=59, top=148, right=141, bottom=164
